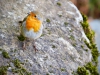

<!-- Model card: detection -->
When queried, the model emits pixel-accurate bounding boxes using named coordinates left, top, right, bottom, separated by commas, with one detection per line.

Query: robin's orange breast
left=26, top=15, right=41, bottom=32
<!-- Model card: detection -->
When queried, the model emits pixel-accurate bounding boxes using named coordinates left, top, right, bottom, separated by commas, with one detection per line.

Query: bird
left=19, top=11, right=43, bottom=53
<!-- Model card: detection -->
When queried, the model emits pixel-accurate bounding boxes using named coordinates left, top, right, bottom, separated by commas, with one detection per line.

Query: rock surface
left=0, top=0, right=92, bottom=75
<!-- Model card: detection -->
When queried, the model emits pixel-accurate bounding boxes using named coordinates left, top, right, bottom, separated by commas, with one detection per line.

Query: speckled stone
left=0, top=0, right=92, bottom=75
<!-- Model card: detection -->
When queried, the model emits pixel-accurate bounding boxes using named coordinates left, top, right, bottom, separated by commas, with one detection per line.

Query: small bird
left=19, top=11, right=43, bottom=52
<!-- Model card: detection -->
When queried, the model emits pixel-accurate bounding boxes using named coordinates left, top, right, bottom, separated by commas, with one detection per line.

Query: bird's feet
left=22, top=40, right=38, bottom=53
left=33, top=45, right=38, bottom=54
left=22, top=41, right=26, bottom=51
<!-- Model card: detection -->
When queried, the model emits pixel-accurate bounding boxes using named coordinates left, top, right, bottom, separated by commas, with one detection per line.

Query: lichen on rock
left=0, top=0, right=93, bottom=75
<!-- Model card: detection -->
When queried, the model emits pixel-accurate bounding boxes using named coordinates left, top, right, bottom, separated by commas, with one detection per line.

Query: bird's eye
left=34, top=15, right=36, bottom=17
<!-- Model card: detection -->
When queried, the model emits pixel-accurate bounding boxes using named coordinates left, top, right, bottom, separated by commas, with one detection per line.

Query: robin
left=19, top=11, right=43, bottom=52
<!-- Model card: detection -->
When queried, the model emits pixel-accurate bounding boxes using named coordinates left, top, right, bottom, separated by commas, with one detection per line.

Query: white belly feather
left=22, top=22, right=43, bottom=40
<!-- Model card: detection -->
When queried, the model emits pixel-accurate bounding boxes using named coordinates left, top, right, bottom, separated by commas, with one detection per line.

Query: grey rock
left=0, top=0, right=92, bottom=75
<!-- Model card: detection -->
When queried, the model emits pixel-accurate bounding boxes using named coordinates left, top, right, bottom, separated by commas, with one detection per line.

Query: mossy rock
left=2, top=51, right=10, bottom=59
left=46, top=19, right=50, bottom=23
left=57, top=2, right=61, bottom=6
left=0, top=66, right=8, bottom=75
left=77, top=67, right=90, bottom=75
left=17, top=34, right=26, bottom=41
left=13, top=59, right=22, bottom=68
left=76, top=13, right=100, bottom=75
left=85, top=62, right=99, bottom=75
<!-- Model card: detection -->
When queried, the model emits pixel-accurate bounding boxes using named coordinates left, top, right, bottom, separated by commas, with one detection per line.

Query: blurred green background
left=71, top=0, right=100, bottom=19
left=89, top=0, right=100, bottom=18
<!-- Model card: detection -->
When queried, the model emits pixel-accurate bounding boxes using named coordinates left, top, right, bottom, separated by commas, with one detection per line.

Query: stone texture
left=0, top=0, right=92, bottom=75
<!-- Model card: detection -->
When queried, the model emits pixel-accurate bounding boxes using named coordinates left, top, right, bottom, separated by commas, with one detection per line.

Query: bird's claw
left=33, top=45, right=38, bottom=54
left=22, top=46, right=26, bottom=51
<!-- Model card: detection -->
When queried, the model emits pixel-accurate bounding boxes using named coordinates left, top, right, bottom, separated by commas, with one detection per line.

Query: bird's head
left=26, top=11, right=43, bottom=32
left=29, top=12, right=36, bottom=17
left=28, top=11, right=43, bottom=22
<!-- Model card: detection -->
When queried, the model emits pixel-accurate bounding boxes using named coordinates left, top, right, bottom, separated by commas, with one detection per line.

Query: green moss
left=25, top=60, right=28, bottom=62
left=70, top=35, right=75, bottom=40
left=81, top=14, right=95, bottom=43
left=91, top=46, right=99, bottom=64
left=72, top=43, right=76, bottom=47
left=57, top=2, right=61, bottom=6
left=19, top=68, right=31, bottom=75
left=13, top=59, right=32, bottom=75
left=49, top=65, right=52, bottom=67
left=58, top=15, right=62, bottom=17
left=0, top=66, right=8, bottom=75
left=17, top=34, right=26, bottom=41
left=0, top=48, right=3, bottom=51
left=61, top=68, right=66, bottom=72
left=12, top=68, right=19, bottom=73
left=76, top=14, right=99, bottom=75
left=46, top=19, right=50, bottom=23
left=46, top=73, right=49, bottom=75
left=70, top=29, right=73, bottom=32
left=82, top=14, right=88, bottom=22
left=13, top=59, right=21, bottom=68
left=2, top=51, right=10, bottom=59
left=64, top=22, right=68, bottom=26
left=77, top=67, right=90, bottom=75
left=12, top=68, right=31, bottom=75
left=41, top=34, right=45, bottom=37
left=85, top=62, right=99, bottom=75
left=75, top=62, right=99, bottom=75
left=81, top=45, right=84, bottom=48
left=85, top=49, right=88, bottom=52
left=84, top=40, right=92, bottom=49
left=52, top=45, right=56, bottom=48
left=81, top=14, right=99, bottom=64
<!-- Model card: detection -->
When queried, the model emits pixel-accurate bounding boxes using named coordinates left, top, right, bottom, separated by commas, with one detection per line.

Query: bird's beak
left=27, top=12, right=30, bottom=15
